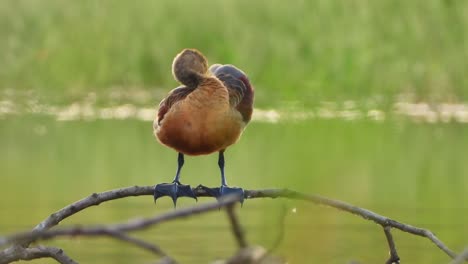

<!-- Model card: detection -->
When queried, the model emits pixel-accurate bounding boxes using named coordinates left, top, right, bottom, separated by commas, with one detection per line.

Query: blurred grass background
left=1, top=0, right=468, bottom=106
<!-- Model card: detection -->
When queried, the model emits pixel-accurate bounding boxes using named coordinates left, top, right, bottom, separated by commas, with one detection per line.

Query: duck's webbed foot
left=197, top=185, right=245, bottom=204
left=220, top=185, right=244, bottom=203
left=154, top=181, right=197, bottom=207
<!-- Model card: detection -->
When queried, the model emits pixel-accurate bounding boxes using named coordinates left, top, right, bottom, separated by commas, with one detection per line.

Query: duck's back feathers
left=157, top=86, right=195, bottom=125
left=210, top=64, right=254, bottom=123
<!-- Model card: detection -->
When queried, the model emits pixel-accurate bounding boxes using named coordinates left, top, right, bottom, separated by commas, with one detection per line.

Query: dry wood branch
left=1, top=195, right=239, bottom=247
left=242, top=188, right=464, bottom=261
left=225, top=204, right=248, bottom=249
left=0, top=245, right=77, bottom=264
left=249, top=205, right=289, bottom=264
left=1, top=185, right=467, bottom=263
left=79, top=229, right=170, bottom=258
left=120, top=232, right=167, bottom=256
left=267, top=205, right=288, bottom=254
left=384, top=226, right=400, bottom=264
left=452, top=248, right=468, bottom=264
left=0, top=195, right=239, bottom=263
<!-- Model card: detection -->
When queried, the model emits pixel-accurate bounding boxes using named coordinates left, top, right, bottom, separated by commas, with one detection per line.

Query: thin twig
left=27, top=246, right=78, bottom=264
left=225, top=204, right=248, bottom=249
left=241, top=188, right=462, bottom=260
left=0, top=195, right=240, bottom=263
left=1, top=195, right=240, bottom=248
left=253, top=204, right=289, bottom=264
left=97, top=229, right=170, bottom=257
left=268, top=204, right=288, bottom=254
left=1, top=185, right=466, bottom=263
left=30, top=186, right=156, bottom=240
left=0, top=245, right=77, bottom=264
left=451, top=248, right=468, bottom=264
left=384, top=226, right=400, bottom=264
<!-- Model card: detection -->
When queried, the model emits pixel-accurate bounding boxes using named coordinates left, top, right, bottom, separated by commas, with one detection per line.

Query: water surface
left=1, top=113, right=467, bottom=263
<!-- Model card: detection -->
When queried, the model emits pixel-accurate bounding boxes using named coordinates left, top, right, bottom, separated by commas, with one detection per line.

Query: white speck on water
left=252, top=109, right=280, bottom=123
left=113, top=104, right=136, bottom=119
left=339, top=109, right=362, bottom=121
left=367, top=109, right=385, bottom=122
left=317, top=108, right=336, bottom=119
left=136, top=108, right=155, bottom=121
left=0, top=100, right=17, bottom=115
left=343, top=100, right=356, bottom=109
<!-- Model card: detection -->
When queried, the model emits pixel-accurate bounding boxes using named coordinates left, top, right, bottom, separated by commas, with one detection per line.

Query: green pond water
left=1, top=115, right=467, bottom=263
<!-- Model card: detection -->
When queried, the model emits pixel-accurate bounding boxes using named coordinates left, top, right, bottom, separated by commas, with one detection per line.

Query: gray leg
left=154, top=153, right=196, bottom=207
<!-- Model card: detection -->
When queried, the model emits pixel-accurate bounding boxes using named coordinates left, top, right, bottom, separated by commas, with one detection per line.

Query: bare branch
left=225, top=204, right=248, bottom=249
left=1, top=185, right=466, bottom=263
left=0, top=245, right=77, bottom=264
left=108, top=233, right=176, bottom=263
left=451, top=248, right=468, bottom=264
left=0, top=195, right=240, bottom=263
left=0, top=195, right=239, bottom=248
left=219, top=246, right=285, bottom=264
left=384, top=226, right=400, bottom=264
left=267, top=205, right=288, bottom=254
left=30, top=186, right=156, bottom=239
left=249, top=205, right=289, bottom=264
left=240, top=188, right=462, bottom=261
left=90, top=229, right=170, bottom=258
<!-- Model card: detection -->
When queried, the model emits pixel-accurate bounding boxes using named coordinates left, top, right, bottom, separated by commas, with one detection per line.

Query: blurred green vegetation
left=1, top=0, right=468, bottom=107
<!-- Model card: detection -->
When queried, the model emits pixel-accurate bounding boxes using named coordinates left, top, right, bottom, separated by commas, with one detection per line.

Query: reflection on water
left=1, top=97, right=468, bottom=123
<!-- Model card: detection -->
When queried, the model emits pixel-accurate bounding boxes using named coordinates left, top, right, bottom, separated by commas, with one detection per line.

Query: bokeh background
left=1, top=1, right=467, bottom=263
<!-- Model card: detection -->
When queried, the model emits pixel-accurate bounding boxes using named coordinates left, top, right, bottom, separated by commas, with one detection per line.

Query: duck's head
left=172, top=49, right=208, bottom=87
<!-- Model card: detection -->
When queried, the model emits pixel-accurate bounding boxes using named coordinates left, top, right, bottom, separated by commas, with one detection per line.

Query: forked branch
left=0, top=185, right=466, bottom=263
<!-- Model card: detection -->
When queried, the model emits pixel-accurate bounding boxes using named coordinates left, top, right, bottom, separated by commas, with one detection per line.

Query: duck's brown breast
left=155, top=78, right=245, bottom=155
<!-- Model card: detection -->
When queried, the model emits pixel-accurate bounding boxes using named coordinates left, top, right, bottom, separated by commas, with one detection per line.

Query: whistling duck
left=153, top=49, right=254, bottom=205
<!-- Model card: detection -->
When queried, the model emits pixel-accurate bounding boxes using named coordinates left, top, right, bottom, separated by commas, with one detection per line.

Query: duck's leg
left=196, top=151, right=244, bottom=202
left=154, top=152, right=197, bottom=206
left=217, top=151, right=244, bottom=203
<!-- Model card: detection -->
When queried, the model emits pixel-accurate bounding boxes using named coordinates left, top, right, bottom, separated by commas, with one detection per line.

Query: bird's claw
left=196, top=185, right=245, bottom=205
left=220, top=185, right=244, bottom=204
left=154, top=182, right=197, bottom=207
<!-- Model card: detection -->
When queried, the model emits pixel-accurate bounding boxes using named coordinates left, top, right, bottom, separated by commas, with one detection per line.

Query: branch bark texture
left=0, top=185, right=466, bottom=263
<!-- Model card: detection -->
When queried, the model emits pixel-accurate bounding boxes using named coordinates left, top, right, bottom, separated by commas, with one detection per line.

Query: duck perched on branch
left=153, top=49, right=254, bottom=206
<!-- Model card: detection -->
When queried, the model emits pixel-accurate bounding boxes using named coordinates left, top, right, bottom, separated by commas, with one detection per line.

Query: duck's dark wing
left=157, top=86, right=195, bottom=125
left=209, top=64, right=255, bottom=123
